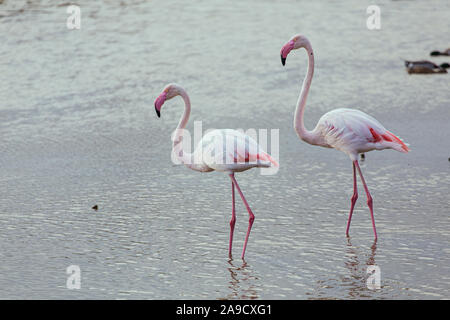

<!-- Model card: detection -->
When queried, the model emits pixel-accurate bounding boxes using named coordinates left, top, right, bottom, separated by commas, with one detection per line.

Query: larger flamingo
left=154, top=84, right=278, bottom=259
left=280, top=35, right=409, bottom=240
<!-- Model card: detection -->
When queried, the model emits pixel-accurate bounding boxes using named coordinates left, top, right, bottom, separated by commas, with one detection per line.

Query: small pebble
left=92, top=205, right=98, bottom=211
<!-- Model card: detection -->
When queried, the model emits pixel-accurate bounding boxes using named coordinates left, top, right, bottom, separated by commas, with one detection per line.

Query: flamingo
left=154, top=83, right=278, bottom=259
left=280, top=34, right=410, bottom=240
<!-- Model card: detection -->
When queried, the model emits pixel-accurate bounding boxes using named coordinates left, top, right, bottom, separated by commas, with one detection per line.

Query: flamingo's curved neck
left=294, top=42, right=318, bottom=146
left=172, top=89, right=195, bottom=168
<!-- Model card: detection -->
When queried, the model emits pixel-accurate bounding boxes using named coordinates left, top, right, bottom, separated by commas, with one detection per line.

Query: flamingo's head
left=154, top=83, right=180, bottom=118
left=280, top=34, right=311, bottom=66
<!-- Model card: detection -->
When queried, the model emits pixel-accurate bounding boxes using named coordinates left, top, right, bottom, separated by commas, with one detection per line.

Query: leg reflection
left=344, top=239, right=378, bottom=298
left=222, top=259, right=259, bottom=300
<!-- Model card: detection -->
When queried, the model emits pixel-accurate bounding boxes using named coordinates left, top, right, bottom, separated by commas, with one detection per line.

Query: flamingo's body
left=313, top=108, right=409, bottom=159
left=192, top=129, right=277, bottom=173
left=154, top=84, right=278, bottom=259
left=281, top=34, right=409, bottom=239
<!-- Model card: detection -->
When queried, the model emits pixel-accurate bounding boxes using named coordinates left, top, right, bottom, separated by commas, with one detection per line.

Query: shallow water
left=0, top=0, right=449, bottom=299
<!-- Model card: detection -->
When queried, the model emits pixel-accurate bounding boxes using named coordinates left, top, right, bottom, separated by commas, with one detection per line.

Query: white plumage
left=281, top=34, right=410, bottom=240
left=154, top=84, right=278, bottom=259
left=315, top=108, right=409, bottom=160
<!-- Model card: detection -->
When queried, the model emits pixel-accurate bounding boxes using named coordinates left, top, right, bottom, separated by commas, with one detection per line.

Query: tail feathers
left=385, top=130, right=410, bottom=153
left=257, top=152, right=279, bottom=167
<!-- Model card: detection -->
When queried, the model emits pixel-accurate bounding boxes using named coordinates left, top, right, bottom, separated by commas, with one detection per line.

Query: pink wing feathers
left=368, top=128, right=410, bottom=153
left=226, top=130, right=279, bottom=166
left=232, top=148, right=279, bottom=166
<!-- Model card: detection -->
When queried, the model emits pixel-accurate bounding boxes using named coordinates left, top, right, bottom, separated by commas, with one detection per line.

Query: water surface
left=0, top=0, right=449, bottom=299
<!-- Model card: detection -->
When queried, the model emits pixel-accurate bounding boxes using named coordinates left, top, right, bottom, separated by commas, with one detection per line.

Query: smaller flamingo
left=280, top=34, right=410, bottom=240
left=154, top=84, right=278, bottom=259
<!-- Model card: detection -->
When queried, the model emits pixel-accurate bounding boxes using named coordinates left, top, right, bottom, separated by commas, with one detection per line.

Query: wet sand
left=0, top=0, right=449, bottom=299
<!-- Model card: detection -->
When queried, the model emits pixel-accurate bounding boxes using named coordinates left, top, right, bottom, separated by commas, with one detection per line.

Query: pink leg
left=229, top=173, right=255, bottom=260
left=355, top=160, right=378, bottom=240
left=345, top=161, right=358, bottom=237
left=228, top=178, right=236, bottom=258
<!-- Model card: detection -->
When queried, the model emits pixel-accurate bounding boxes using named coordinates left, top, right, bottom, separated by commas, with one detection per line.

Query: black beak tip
left=155, top=105, right=160, bottom=118
left=281, top=56, right=286, bottom=66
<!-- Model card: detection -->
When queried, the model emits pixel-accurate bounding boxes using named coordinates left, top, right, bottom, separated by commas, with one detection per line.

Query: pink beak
left=154, top=91, right=167, bottom=118
left=280, top=40, right=295, bottom=66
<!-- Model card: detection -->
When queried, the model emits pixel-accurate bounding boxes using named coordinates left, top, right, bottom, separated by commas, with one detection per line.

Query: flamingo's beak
left=280, top=40, right=295, bottom=66
left=154, top=91, right=167, bottom=118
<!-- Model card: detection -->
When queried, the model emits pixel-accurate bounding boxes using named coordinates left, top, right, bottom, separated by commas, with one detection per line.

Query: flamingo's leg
left=345, top=161, right=358, bottom=237
left=355, top=160, right=378, bottom=240
left=229, top=176, right=236, bottom=258
left=229, top=173, right=255, bottom=260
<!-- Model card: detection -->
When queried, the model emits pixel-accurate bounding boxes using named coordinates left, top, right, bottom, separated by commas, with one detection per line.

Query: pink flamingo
left=154, top=84, right=278, bottom=259
left=280, top=35, right=410, bottom=240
